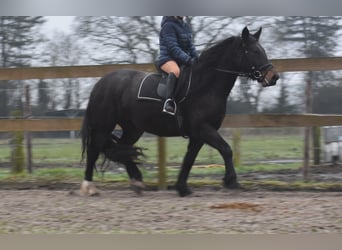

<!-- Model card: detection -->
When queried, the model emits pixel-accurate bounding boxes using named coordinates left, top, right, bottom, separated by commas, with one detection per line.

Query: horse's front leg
left=175, top=138, right=204, bottom=197
left=201, top=125, right=240, bottom=189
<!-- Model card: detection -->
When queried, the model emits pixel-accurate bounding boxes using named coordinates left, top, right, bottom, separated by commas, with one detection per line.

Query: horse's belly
left=133, top=115, right=181, bottom=137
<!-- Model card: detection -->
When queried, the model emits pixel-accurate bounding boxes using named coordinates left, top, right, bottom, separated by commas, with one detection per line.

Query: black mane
left=197, top=36, right=241, bottom=70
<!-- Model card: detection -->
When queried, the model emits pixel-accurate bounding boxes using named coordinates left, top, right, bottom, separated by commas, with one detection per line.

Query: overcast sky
left=1, top=0, right=342, bottom=15
left=42, top=16, right=74, bottom=36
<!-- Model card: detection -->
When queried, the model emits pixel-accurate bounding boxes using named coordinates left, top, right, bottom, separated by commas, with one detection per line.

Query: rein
left=215, top=63, right=273, bottom=82
left=215, top=68, right=252, bottom=77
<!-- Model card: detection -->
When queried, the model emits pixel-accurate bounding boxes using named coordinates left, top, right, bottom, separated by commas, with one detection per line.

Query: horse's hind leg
left=126, top=161, right=145, bottom=194
left=80, top=133, right=106, bottom=196
left=120, top=125, right=145, bottom=194
left=81, top=150, right=100, bottom=196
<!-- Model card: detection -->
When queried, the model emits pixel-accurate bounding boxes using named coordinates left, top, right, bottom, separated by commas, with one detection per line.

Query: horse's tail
left=103, top=137, right=145, bottom=165
left=81, top=104, right=144, bottom=165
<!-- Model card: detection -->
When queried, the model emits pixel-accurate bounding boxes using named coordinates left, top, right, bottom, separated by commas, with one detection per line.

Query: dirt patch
left=209, top=202, right=262, bottom=212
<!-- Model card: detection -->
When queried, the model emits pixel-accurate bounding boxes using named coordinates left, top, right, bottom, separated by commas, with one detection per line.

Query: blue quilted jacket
left=156, top=16, right=198, bottom=69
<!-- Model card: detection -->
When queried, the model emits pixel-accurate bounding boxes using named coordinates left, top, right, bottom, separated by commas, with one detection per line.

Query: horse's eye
left=252, top=49, right=259, bottom=55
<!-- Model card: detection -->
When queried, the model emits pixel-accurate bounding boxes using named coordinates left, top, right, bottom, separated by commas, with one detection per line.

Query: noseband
left=215, top=62, right=274, bottom=82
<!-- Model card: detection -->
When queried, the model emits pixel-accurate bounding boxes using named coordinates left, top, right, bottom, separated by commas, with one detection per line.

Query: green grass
left=0, top=138, right=82, bottom=164
left=0, top=162, right=300, bottom=183
left=0, top=132, right=304, bottom=169
left=30, top=139, right=83, bottom=163
left=236, top=163, right=300, bottom=173
left=0, top=133, right=305, bottom=183
left=135, top=134, right=304, bottom=165
left=240, top=135, right=303, bottom=160
left=1, top=136, right=302, bottom=166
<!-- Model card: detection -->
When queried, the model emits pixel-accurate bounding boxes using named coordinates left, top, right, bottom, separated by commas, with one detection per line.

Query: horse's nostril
left=272, top=74, right=279, bottom=83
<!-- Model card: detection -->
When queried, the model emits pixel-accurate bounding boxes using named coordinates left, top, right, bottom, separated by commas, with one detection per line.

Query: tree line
left=1, top=16, right=342, bottom=118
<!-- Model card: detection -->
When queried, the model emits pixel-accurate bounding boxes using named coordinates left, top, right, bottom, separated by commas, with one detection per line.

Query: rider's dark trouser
left=162, top=73, right=177, bottom=115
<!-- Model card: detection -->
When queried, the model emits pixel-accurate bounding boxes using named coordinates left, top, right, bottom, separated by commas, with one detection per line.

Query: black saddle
left=137, top=67, right=192, bottom=103
left=137, top=72, right=166, bottom=102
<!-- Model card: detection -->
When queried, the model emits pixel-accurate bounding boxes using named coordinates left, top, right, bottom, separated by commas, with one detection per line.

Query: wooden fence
left=1, top=114, right=342, bottom=132
left=1, top=57, right=342, bottom=81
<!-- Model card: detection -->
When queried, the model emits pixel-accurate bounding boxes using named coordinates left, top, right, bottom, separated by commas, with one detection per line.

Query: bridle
left=215, top=62, right=274, bottom=83
left=214, top=37, right=274, bottom=83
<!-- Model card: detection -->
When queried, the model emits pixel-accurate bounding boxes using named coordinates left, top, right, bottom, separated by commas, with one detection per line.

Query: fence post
left=157, top=137, right=167, bottom=190
left=25, top=85, right=33, bottom=173
left=312, top=126, right=321, bottom=165
left=10, top=110, right=25, bottom=174
left=303, top=78, right=313, bottom=181
left=303, top=127, right=311, bottom=180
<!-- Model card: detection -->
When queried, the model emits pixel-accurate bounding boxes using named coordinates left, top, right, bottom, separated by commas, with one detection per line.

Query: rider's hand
left=188, top=57, right=197, bottom=66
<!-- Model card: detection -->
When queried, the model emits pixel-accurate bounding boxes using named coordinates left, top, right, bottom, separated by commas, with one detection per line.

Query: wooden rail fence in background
left=1, top=114, right=342, bottom=132
left=1, top=57, right=342, bottom=81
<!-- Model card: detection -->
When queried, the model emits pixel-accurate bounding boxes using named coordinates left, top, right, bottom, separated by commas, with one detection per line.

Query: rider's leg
left=163, top=73, right=177, bottom=115
left=160, top=61, right=180, bottom=115
left=160, top=60, right=180, bottom=78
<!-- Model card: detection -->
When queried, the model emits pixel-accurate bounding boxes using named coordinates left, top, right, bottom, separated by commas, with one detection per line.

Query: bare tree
left=0, top=16, right=45, bottom=117
left=74, top=16, right=160, bottom=64
left=73, top=16, right=244, bottom=64
left=40, top=31, right=88, bottom=110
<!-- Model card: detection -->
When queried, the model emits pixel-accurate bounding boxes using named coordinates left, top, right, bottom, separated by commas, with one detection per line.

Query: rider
left=156, top=16, right=198, bottom=115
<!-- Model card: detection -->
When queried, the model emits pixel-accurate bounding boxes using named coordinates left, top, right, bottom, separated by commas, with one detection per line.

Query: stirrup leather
left=162, top=98, right=177, bottom=115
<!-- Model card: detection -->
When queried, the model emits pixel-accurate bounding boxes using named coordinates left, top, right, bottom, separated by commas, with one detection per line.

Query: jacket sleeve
left=161, top=23, right=192, bottom=65
left=189, top=43, right=199, bottom=59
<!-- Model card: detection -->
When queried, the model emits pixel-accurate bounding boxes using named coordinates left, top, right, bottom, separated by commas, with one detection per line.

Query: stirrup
left=162, top=98, right=177, bottom=116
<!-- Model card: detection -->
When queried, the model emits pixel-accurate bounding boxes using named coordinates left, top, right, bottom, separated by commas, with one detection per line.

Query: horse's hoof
left=176, top=185, right=193, bottom=197
left=80, top=180, right=100, bottom=196
left=130, top=179, right=145, bottom=195
left=223, top=176, right=242, bottom=190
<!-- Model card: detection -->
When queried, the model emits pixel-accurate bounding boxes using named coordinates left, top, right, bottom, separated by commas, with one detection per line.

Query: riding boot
left=162, top=73, right=177, bottom=115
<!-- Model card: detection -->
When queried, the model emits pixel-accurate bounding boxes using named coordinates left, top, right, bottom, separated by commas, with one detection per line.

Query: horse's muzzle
left=262, top=67, right=279, bottom=87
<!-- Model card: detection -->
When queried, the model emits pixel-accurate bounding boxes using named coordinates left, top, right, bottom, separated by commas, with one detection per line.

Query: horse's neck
left=191, top=66, right=237, bottom=98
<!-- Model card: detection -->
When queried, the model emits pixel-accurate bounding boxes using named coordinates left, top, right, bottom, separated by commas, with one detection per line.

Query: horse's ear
left=242, top=26, right=250, bottom=43
left=253, top=27, right=262, bottom=41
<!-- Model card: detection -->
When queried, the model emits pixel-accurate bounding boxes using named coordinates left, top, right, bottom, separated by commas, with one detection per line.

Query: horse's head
left=238, top=27, right=279, bottom=87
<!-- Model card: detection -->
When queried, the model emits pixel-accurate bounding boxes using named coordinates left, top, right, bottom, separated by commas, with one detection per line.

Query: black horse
left=81, top=27, right=279, bottom=197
